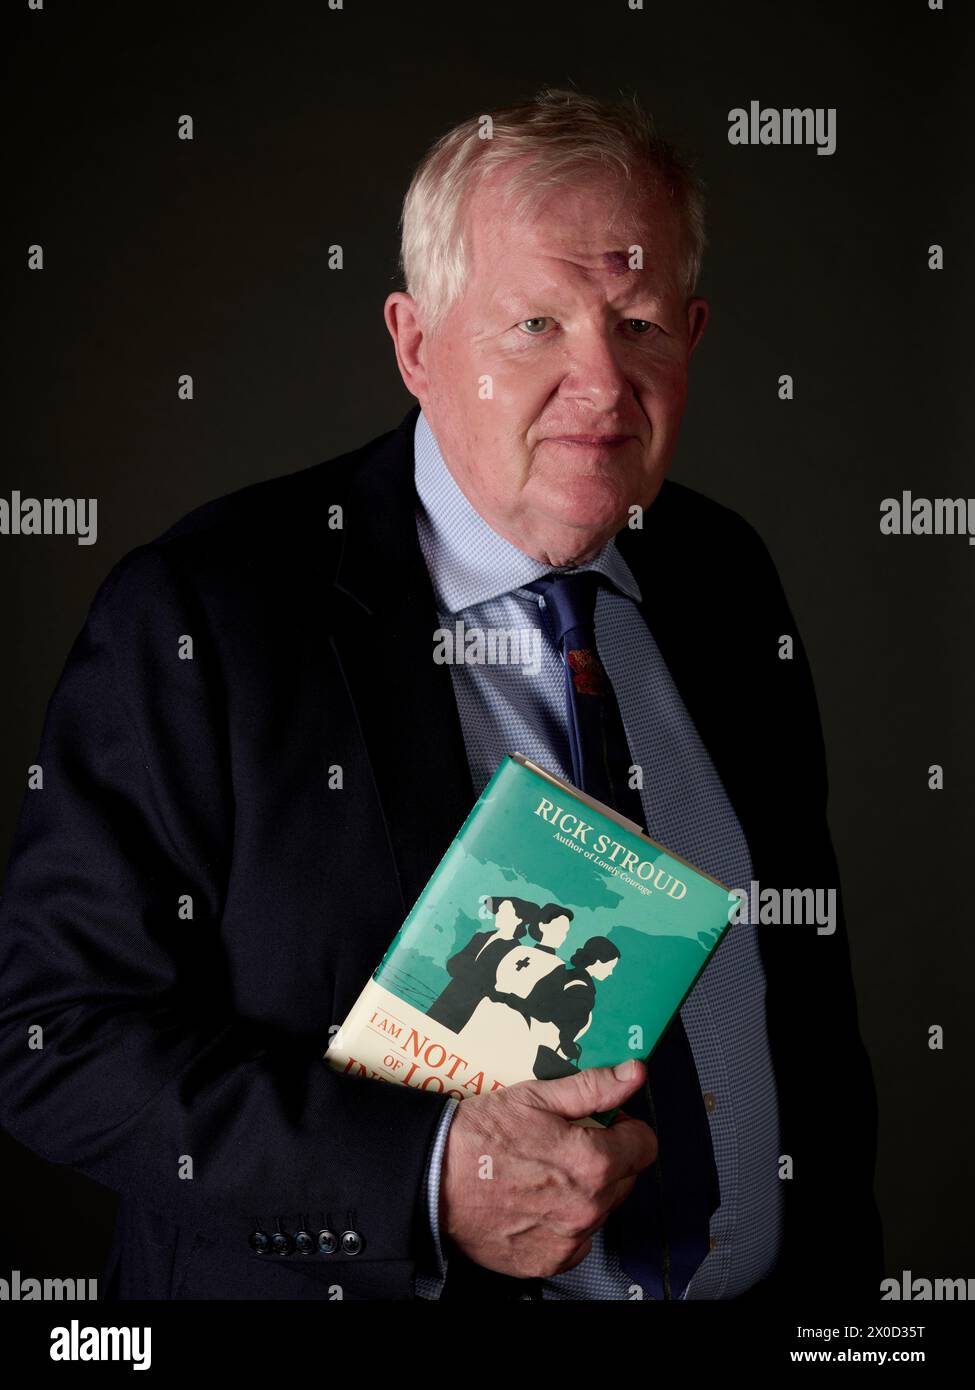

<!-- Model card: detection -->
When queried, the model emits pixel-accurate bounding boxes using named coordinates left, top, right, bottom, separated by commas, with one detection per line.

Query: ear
left=685, top=296, right=710, bottom=356
left=384, top=292, right=431, bottom=400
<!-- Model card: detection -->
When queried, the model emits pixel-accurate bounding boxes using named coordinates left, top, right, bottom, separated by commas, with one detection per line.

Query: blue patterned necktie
left=525, top=570, right=720, bottom=1300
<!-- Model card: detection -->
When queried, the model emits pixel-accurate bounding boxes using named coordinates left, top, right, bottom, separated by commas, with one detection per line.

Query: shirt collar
left=413, top=407, right=642, bottom=615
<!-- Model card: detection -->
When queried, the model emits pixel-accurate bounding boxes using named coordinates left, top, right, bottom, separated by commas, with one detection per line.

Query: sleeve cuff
left=414, top=1096, right=461, bottom=1299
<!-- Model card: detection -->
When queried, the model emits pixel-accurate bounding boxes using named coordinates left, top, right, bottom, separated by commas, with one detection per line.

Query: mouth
left=544, top=435, right=634, bottom=448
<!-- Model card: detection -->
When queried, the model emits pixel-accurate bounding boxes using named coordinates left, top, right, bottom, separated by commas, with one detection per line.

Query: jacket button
left=317, top=1229, right=337, bottom=1255
left=294, top=1229, right=314, bottom=1255
left=340, top=1229, right=363, bottom=1255
left=271, top=1231, right=294, bottom=1256
left=248, top=1230, right=270, bottom=1254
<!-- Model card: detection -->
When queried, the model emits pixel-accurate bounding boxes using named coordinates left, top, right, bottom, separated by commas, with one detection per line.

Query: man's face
left=386, top=164, right=709, bottom=565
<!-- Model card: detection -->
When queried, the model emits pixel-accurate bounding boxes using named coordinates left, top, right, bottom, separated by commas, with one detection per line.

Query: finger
left=559, top=1174, right=639, bottom=1240
left=601, top=1172, right=641, bottom=1217
left=512, top=1059, right=648, bottom=1123
left=552, top=1235, right=594, bottom=1274
left=578, top=1110, right=658, bottom=1180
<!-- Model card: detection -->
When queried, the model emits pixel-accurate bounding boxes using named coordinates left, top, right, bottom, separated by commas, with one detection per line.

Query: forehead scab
left=602, top=249, right=632, bottom=276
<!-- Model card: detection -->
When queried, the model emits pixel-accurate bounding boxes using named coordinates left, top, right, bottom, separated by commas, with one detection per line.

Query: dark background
left=2, top=0, right=972, bottom=1287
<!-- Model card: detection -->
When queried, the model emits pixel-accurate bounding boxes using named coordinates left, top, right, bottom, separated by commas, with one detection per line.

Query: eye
left=516, top=316, right=660, bottom=337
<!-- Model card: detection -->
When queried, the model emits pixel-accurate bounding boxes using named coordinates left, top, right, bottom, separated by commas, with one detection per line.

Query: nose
left=557, top=325, right=633, bottom=409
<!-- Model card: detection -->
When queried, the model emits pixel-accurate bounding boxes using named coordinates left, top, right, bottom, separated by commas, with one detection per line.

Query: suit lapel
left=329, top=404, right=475, bottom=919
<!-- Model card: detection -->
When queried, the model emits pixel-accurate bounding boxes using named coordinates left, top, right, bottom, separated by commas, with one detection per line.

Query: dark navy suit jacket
left=0, top=404, right=883, bottom=1300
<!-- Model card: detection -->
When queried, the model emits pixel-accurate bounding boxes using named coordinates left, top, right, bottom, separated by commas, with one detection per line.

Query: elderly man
left=0, top=88, right=882, bottom=1303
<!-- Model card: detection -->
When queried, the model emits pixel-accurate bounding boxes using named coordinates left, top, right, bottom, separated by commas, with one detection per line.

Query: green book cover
left=325, top=753, right=736, bottom=1125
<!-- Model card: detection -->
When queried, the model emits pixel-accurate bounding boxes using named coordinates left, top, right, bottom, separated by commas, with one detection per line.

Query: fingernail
left=613, top=1060, right=637, bottom=1080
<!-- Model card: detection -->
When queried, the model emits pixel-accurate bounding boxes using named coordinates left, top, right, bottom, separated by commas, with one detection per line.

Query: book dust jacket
left=325, top=755, right=736, bottom=1122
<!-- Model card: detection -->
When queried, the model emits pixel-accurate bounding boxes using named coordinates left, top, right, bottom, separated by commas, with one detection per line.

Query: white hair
left=397, top=87, right=708, bottom=335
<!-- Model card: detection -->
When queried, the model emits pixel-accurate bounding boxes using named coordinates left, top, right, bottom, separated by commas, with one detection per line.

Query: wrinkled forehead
left=461, top=163, right=683, bottom=292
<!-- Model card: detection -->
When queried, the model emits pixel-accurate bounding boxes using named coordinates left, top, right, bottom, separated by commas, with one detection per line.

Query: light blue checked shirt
left=411, top=408, right=784, bottom=1300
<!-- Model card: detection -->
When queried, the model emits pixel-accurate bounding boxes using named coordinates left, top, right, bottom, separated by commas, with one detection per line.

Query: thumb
left=512, top=1058, right=647, bottom=1122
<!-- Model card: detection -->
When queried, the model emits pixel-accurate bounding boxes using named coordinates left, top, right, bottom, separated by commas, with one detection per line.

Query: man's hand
left=439, top=1058, right=657, bottom=1279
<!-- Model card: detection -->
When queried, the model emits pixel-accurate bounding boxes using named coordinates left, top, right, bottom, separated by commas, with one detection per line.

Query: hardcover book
left=324, top=753, right=736, bottom=1125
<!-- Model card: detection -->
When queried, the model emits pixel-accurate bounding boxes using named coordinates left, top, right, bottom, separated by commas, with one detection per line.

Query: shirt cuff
left=414, top=1096, right=461, bottom=1299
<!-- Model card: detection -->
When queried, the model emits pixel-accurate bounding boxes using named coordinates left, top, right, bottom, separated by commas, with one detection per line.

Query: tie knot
left=524, top=570, right=602, bottom=649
